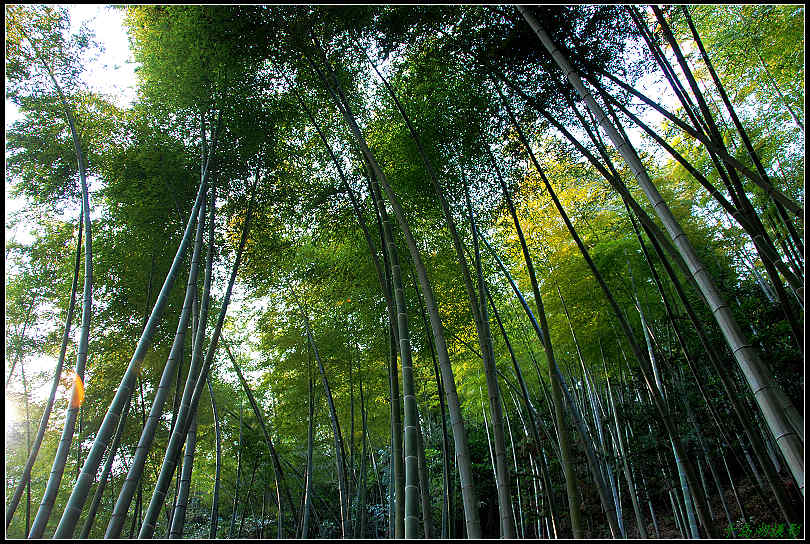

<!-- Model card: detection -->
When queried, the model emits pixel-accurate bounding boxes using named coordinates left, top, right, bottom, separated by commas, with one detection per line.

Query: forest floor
left=617, top=477, right=803, bottom=540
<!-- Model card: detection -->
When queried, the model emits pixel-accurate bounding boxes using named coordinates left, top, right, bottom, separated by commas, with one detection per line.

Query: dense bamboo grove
left=5, top=4, right=804, bottom=539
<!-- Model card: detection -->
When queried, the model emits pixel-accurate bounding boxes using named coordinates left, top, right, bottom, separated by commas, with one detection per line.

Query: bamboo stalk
left=518, top=5, right=803, bottom=500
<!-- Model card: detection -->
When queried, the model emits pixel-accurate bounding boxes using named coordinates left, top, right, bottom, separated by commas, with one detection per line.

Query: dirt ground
left=582, top=475, right=803, bottom=539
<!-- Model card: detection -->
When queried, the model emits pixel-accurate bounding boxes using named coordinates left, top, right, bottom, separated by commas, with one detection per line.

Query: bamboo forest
left=4, top=4, right=805, bottom=540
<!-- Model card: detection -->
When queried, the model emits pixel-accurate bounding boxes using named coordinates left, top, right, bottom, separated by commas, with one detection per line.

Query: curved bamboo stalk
left=19, top=359, right=32, bottom=535
left=357, top=39, right=510, bottom=535
left=5, top=301, right=36, bottom=390
left=286, top=75, right=407, bottom=537
left=104, top=149, right=212, bottom=539
left=139, top=175, right=257, bottom=538
left=168, top=154, right=220, bottom=540
left=55, top=122, right=216, bottom=538
left=359, top=45, right=515, bottom=536
left=358, top=376, right=369, bottom=538
left=237, top=458, right=259, bottom=537
left=414, top=283, right=452, bottom=539
left=415, top=411, right=433, bottom=538
left=366, top=166, right=406, bottom=539
left=5, top=213, right=82, bottom=528
left=208, top=377, right=222, bottom=538
left=23, top=23, right=94, bottom=538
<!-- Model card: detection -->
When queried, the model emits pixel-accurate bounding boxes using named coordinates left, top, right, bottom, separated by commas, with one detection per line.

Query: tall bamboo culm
left=55, top=115, right=218, bottom=538
left=304, top=38, right=482, bottom=538
left=517, top=5, right=804, bottom=499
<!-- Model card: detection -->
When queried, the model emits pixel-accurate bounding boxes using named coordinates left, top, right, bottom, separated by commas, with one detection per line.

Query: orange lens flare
left=69, top=371, right=85, bottom=410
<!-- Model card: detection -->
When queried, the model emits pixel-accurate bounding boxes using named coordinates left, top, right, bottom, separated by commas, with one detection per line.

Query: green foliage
left=5, top=5, right=94, bottom=105
left=5, top=4, right=803, bottom=539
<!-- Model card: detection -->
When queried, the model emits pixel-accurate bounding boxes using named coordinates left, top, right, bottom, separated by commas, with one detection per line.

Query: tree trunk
left=497, top=52, right=716, bottom=538
left=358, top=375, right=369, bottom=538
left=415, top=285, right=452, bottom=539
left=362, top=41, right=512, bottom=536
left=105, top=175, right=209, bottom=538
left=79, top=390, right=134, bottom=538
left=29, top=72, right=94, bottom=539
left=629, top=199, right=801, bottom=523
left=16, top=33, right=95, bottom=535
left=464, top=179, right=515, bottom=538
left=652, top=6, right=804, bottom=339
left=301, top=359, right=315, bottom=538
left=487, top=141, right=582, bottom=537
left=367, top=172, right=412, bottom=538
left=169, top=412, right=198, bottom=538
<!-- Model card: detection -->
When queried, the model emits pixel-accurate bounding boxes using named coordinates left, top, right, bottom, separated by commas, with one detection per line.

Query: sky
left=70, top=5, right=139, bottom=104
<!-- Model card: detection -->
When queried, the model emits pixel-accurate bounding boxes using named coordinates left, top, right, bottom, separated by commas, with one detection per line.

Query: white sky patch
left=5, top=395, right=21, bottom=438
left=68, top=5, right=138, bottom=108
